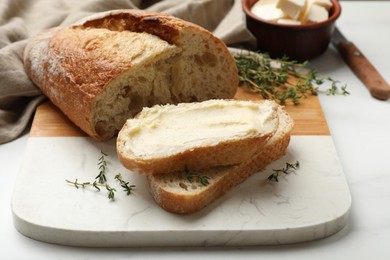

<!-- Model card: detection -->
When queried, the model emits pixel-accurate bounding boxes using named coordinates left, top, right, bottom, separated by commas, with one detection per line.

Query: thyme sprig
left=184, top=165, right=211, bottom=186
left=115, top=173, right=136, bottom=195
left=65, top=179, right=117, bottom=200
left=95, top=150, right=108, bottom=184
left=66, top=151, right=135, bottom=200
left=268, top=161, right=300, bottom=182
left=234, top=51, right=349, bottom=104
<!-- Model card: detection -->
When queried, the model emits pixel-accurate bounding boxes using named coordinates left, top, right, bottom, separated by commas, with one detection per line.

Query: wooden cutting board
left=12, top=88, right=351, bottom=247
left=30, top=88, right=330, bottom=137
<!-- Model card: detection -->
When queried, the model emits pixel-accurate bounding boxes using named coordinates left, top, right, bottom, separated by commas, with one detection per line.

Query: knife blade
left=331, top=27, right=390, bottom=100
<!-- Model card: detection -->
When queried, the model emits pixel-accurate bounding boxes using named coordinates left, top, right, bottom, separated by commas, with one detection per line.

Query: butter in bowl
left=242, top=0, right=341, bottom=61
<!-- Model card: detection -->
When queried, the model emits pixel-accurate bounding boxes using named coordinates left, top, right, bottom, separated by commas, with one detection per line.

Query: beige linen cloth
left=0, top=0, right=255, bottom=144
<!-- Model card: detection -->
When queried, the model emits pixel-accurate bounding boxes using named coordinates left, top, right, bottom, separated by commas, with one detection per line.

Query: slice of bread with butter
left=117, top=99, right=280, bottom=175
left=146, top=105, right=293, bottom=214
left=117, top=99, right=293, bottom=214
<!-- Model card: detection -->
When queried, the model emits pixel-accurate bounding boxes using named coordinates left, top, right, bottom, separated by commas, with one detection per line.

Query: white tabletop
left=2, top=1, right=390, bottom=259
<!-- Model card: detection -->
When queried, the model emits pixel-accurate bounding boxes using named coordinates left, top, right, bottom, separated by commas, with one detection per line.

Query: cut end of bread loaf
left=147, top=106, right=294, bottom=214
left=87, top=12, right=239, bottom=140
left=23, top=9, right=238, bottom=141
left=117, top=99, right=280, bottom=175
left=87, top=29, right=183, bottom=140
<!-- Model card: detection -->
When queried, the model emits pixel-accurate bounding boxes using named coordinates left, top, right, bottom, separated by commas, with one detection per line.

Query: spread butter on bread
left=117, top=99, right=280, bottom=175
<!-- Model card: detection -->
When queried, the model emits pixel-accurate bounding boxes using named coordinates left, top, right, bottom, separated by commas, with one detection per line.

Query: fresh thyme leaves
left=106, top=185, right=116, bottom=200
left=96, top=150, right=108, bottom=184
left=325, top=77, right=350, bottom=96
left=268, top=161, right=300, bottom=182
left=234, top=51, right=349, bottom=104
left=65, top=179, right=117, bottom=200
left=184, top=165, right=211, bottom=186
left=66, top=151, right=135, bottom=200
left=115, top=173, right=136, bottom=195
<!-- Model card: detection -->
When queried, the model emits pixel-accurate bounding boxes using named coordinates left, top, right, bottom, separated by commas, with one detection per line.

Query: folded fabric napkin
left=0, top=0, right=255, bottom=144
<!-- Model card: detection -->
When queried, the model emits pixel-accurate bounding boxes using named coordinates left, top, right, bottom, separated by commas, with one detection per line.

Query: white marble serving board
left=11, top=136, right=351, bottom=247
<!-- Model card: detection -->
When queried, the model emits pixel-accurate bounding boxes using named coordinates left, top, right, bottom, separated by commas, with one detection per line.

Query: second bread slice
left=117, top=99, right=279, bottom=175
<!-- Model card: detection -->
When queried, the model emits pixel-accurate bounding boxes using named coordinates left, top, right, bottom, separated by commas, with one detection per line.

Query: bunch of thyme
left=234, top=51, right=349, bottom=104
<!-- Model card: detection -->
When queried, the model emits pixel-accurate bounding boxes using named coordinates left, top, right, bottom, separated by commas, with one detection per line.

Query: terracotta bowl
left=242, top=0, right=341, bottom=61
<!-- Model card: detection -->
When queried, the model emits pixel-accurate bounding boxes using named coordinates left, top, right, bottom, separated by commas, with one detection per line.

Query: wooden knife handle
left=337, top=41, right=390, bottom=100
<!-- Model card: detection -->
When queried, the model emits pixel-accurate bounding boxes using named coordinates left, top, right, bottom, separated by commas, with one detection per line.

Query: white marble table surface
left=1, top=1, right=390, bottom=259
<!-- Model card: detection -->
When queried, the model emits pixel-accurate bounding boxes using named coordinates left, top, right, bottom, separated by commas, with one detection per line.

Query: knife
left=331, top=27, right=390, bottom=100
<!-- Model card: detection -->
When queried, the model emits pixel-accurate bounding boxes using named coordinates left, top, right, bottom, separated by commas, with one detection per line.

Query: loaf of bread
left=23, top=9, right=238, bottom=141
left=146, top=105, right=293, bottom=214
left=117, top=99, right=280, bottom=175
